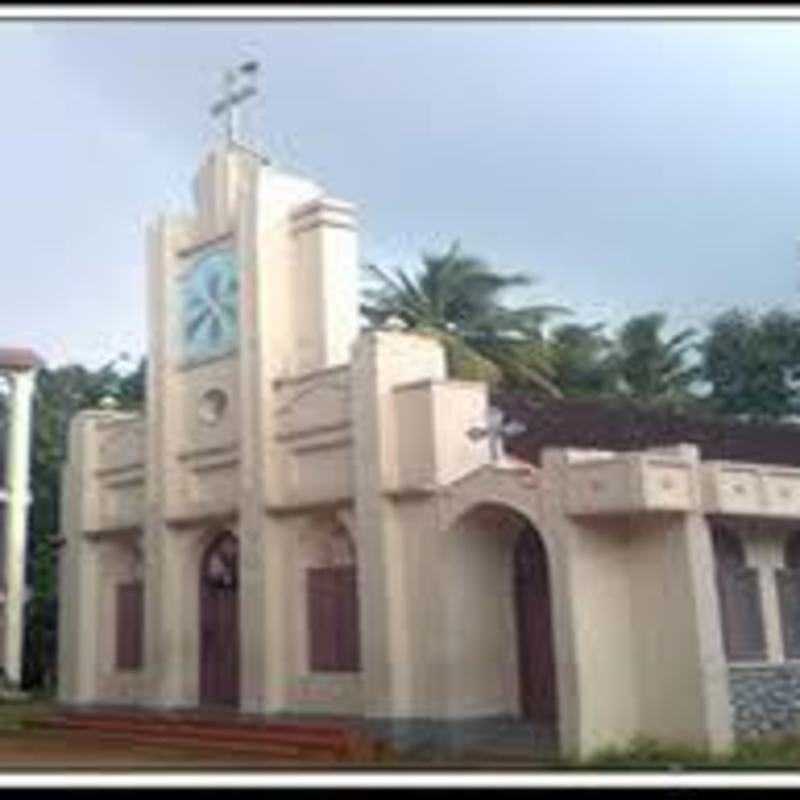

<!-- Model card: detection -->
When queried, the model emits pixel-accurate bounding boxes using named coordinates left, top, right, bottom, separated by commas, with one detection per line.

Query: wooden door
left=513, top=528, right=557, bottom=725
left=199, top=533, right=240, bottom=707
left=307, top=564, right=361, bottom=672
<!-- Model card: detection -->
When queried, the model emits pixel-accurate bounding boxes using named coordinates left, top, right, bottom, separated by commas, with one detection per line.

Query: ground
left=1, top=701, right=799, bottom=771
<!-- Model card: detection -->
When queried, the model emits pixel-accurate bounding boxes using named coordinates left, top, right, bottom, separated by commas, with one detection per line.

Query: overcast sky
left=3, top=18, right=800, bottom=368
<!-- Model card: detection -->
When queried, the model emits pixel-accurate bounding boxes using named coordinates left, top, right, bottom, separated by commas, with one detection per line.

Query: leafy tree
left=0, top=356, right=147, bottom=690
left=548, top=322, right=620, bottom=398
left=361, top=241, right=570, bottom=396
left=699, top=308, right=800, bottom=421
left=610, top=312, right=700, bottom=403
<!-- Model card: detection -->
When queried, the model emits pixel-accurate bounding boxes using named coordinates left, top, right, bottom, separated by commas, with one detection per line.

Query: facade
left=57, top=141, right=800, bottom=759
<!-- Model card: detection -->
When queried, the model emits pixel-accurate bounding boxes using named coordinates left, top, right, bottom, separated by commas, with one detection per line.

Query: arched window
left=306, top=526, right=361, bottom=672
left=711, top=524, right=765, bottom=663
left=776, top=531, right=800, bottom=660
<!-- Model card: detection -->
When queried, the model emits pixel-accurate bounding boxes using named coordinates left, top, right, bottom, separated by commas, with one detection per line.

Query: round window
left=198, top=388, right=228, bottom=425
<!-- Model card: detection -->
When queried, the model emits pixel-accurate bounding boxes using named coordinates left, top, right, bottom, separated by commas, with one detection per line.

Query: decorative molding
left=175, top=230, right=234, bottom=259
left=84, top=524, right=143, bottom=539
left=163, top=506, right=238, bottom=528
left=177, top=443, right=238, bottom=462
left=273, top=363, right=349, bottom=390
left=174, top=348, right=238, bottom=373
left=95, top=465, right=146, bottom=481
left=263, top=496, right=353, bottom=517
left=290, top=220, right=357, bottom=236
left=277, top=427, right=351, bottom=448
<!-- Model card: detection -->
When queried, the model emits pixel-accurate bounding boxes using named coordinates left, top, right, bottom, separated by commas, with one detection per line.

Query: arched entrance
left=442, top=502, right=558, bottom=732
left=199, top=532, right=240, bottom=707
left=513, top=526, right=557, bottom=725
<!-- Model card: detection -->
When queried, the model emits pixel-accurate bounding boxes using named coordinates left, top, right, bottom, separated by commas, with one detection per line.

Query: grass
left=583, top=733, right=800, bottom=770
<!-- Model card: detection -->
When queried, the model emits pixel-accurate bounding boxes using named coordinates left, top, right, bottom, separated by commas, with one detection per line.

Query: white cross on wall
left=467, top=406, right=527, bottom=462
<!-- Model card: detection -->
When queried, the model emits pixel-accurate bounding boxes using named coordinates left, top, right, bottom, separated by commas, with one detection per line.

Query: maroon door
left=199, top=533, right=240, bottom=707
left=513, top=528, right=557, bottom=725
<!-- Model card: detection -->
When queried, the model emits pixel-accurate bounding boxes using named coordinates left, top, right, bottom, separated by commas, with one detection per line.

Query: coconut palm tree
left=611, top=312, right=700, bottom=402
left=360, top=241, right=570, bottom=396
left=548, top=322, right=620, bottom=398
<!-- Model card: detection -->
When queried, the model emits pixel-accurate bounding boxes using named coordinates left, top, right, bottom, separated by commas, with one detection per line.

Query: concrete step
left=43, top=716, right=355, bottom=749
left=36, top=711, right=380, bottom=762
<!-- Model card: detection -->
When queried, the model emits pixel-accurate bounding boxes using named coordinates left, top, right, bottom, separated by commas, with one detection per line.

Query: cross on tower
left=467, top=406, right=527, bottom=462
left=210, top=60, right=260, bottom=146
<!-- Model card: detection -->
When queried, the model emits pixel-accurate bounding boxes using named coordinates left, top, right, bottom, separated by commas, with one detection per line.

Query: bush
left=584, top=733, right=800, bottom=769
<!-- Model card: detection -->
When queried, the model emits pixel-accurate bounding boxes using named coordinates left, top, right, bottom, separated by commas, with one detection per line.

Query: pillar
left=2, top=367, right=37, bottom=688
left=350, top=330, right=447, bottom=720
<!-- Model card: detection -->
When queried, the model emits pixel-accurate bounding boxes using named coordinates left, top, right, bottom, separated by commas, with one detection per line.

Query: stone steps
left=33, top=710, right=383, bottom=763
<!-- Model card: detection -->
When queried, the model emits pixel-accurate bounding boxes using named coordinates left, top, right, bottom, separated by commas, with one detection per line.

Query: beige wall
left=93, top=535, right=147, bottom=704
left=436, top=508, right=523, bottom=718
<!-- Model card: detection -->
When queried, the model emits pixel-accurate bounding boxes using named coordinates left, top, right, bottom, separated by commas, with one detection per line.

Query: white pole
left=2, top=368, right=36, bottom=688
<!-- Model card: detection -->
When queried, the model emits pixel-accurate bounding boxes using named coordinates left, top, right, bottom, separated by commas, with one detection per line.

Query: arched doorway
left=199, top=532, right=240, bottom=707
left=513, top=526, right=557, bottom=725
left=442, top=502, right=558, bottom=733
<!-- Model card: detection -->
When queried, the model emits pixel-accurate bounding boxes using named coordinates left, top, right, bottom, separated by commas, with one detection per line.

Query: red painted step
left=36, top=712, right=380, bottom=762
left=56, top=726, right=316, bottom=760
left=47, top=716, right=351, bottom=739
left=60, top=728, right=340, bottom=763
left=44, top=716, right=362, bottom=750
left=47, top=711, right=356, bottom=738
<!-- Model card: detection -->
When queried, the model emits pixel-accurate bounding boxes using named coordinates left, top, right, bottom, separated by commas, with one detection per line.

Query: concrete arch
left=159, top=522, right=241, bottom=707
left=432, top=466, right=577, bottom=755
left=435, top=501, right=560, bottom=740
left=438, top=465, right=552, bottom=559
left=199, top=530, right=240, bottom=706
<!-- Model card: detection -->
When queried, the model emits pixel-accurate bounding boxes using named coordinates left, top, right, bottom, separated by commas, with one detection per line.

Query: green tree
left=548, top=322, right=620, bottom=398
left=361, top=241, right=570, bottom=396
left=699, top=308, right=800, bottom=421
left=611, top=312, right=700, bottom=404
left=9, top=356, right=146, bottom=690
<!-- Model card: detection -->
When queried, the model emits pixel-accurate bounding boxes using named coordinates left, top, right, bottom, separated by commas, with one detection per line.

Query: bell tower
left=141, top=63, right=360, bottom=708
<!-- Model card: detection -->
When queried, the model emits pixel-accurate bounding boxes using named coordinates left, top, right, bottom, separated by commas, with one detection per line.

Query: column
left=350, top=330, right=446, bottom=720
left=2, top=367, right=36, bottom=688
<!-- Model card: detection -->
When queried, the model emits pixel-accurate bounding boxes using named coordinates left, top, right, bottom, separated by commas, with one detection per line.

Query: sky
left=3, top=17, right=800, bottom=368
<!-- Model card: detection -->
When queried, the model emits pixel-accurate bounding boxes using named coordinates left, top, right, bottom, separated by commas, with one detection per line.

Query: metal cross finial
left=210, top=60, right=260, bottom=146
left=467, top=405, right=527, bottom=462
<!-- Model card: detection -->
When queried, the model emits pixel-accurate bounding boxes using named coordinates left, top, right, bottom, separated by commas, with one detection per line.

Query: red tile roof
left=0, top=348, right=43, bottom=371
left=492, top=394, right=800, bottom=468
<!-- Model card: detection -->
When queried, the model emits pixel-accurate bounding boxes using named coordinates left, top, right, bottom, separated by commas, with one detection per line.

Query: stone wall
left=729, top=664, right=800, bottom=737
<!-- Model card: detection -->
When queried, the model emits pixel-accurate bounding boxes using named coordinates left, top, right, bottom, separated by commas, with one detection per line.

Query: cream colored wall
left=393, top=383, right=436, bottom=489
left=393, top=379, right=490, bottom=490
left=272, top=366, right=353, bottom=509
left=558, top=517, right=638, bottom=750
left=351, top=330, right=448, bottom=718
left=625, top=514, right=729, bottom=748
left=437, top=511, right=521, bottom=718
left=279, top=514, right=364, bottom=716
left=236, top=158, right=323, bottom=714
left=58, top=412, right=111, bottom=704
left=290, top=199, right=359, bottom=373
left=93, top=536, right=147, bottom=704
left=541, top=446, right=733, bottom=757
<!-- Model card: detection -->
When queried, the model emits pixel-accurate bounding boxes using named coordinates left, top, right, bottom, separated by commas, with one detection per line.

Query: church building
left=56, top=118, right=800, bottom=760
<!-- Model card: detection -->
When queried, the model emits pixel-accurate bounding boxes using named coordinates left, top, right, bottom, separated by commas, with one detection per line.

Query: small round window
left=198, top=388, right=228, bottom=425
